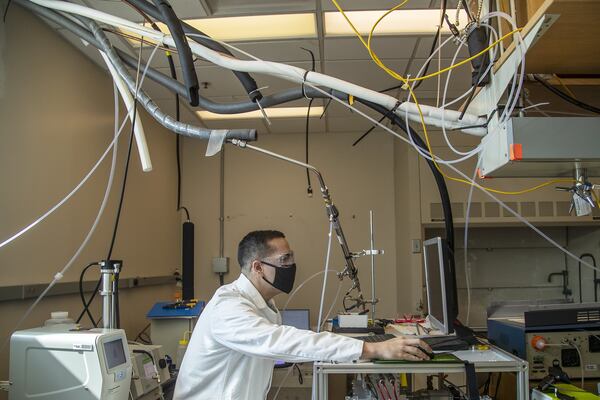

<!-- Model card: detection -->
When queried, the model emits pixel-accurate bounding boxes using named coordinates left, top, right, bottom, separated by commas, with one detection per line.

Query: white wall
left=182, top=131, right=401, bottom=325
left=0, top=5, right=179, bottom=389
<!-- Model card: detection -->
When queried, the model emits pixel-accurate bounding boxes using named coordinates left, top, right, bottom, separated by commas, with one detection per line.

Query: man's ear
left=251, top=260, right=262, bottom=274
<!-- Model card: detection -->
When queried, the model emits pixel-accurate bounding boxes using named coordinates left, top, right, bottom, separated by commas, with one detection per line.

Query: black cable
left=534, top=75, right=600, bottom=115
left=461, top=0, right=475, bottom=22
left=301, top=47, right=316, bottom=196
left=150, top=0, right=199, bottom=106
left=124, top=0, right=262, bottom=102
left=78, top=262, right=100, bottom=326
left=379, top=0, right=447, bottom=94
left=76, top=56, right=141, bottom=325
left=219, top=273, right=224, bottom=286
left=355, top=98, right=455, bottom=255
left=352, top=115, right=386, bottom=147
left=493, top=373, right=502, bottom=399
left=3, top=0, right=11, bottom=22
left=459, top=56, right=486, bottom=120
left=305, top=98, right=314, bottom=195
left=164, top=40, right=192, bottom=221
left=134, top=323, right=152, bottom=342
left=294, top=364, right=303, bottom=385
left=353, top=101, right=401, bottom=147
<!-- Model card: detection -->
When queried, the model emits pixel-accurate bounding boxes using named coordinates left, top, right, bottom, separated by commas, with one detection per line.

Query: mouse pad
left=373, top=353, right=462, bottom=363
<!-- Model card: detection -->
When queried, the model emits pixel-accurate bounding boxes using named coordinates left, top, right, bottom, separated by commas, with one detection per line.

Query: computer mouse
left=417, top=346, right=435, bottom=360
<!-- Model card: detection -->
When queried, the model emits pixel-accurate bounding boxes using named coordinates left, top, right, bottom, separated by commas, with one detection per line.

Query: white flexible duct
left=100, top=51, right=153, bottom=172
left=27, top=0, right=488, bottom=136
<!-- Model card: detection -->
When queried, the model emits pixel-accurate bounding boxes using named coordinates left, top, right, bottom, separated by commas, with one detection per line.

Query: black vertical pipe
left=182, top=221, right=195, bottom=300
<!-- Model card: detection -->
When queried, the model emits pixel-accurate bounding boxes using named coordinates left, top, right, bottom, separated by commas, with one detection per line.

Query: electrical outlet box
left=212, top=257, right=229, bottom=273
left=411, top=239, right=421, bottom=253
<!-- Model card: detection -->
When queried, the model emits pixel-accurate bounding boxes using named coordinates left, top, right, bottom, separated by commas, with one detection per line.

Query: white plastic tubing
left=201, top=37, right=600, bottom=277
left=1, top=45, right=161, bottom=349
left=100, top=51, right=153, bottom=172
left=26, top=0, right=487, bottom=136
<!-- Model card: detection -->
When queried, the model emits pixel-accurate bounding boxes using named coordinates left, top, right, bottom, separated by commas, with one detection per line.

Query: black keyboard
left=423, top=336, right=473, bottom=351
left=355, top=334, right=396, bottom=342
left=355, top=334, right=475, bottom=351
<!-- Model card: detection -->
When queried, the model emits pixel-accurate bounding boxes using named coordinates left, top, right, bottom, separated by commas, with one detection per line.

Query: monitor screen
left=104, top=338, right=127, bottom=370
left=275, top=309, right=310, bottom=366
left=423, top=237, right=457, bottom=334
left=281, top=309, right=310, bottom=330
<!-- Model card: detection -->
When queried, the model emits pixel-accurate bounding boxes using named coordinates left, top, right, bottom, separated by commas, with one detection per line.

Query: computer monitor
left=423, top=237, right=458, bottom=335
left=274, top=309, right=310, bottom=367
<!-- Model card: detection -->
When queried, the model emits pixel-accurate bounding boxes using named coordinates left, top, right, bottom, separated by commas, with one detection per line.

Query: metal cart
left=313, top=345, right=529, bottom=399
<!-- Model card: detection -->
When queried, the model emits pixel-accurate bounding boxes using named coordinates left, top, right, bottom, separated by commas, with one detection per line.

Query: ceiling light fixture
left=125, top=13, right=317, bottom=45
left=324, top=9, right=469, bottom=36
left=197, top=106, right=324, bottom=120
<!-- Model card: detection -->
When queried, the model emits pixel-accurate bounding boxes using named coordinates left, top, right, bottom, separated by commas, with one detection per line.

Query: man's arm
left=361, top=337, right=432, bottom=361
left=210, top=294, right=432, bottom=363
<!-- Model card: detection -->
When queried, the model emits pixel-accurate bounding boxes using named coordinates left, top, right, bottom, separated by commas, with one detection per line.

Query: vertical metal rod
left=101, top=269, right=112, bottom=329
left=219, top=147, right=225, bottom=258
left=369, top=210, right=376, bottom=321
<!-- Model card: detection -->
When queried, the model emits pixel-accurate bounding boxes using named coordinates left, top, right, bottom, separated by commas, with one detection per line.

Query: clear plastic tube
left=463, top=157, right=481, bottom=325
left=317, top=221, right=334, bottom=333
left=0, top=45, right=160, bottom=250
left=29, top=1, right=487, bottom=132
left=2, top=44, right=161, bottom=348
left=439, top=23, right=498, bottom=156
left=2, top=84, right=120, bottom=350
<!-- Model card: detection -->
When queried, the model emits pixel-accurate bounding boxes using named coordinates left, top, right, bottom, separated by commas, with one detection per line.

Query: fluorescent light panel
left=197, top=106, right=324, bottom=120
left=130, top=13, right=316, bottom=44
left=324, top=9, right=469, bottom=36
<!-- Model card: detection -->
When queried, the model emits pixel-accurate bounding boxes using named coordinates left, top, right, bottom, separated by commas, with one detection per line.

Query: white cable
left=28, top=0, right=163, bottom=41
left=463, top=158, right=481, bottom=325
left=439, top=23, right=498, bottom=157
left=525, top=98, right=551, bottom=117
left=521, top=102, right=550, bottom=112
left=0, top=43, right=159, bottom=250
left=2, top=44, right=160, bottom=349
left=100, top=50, right=152, bottom=172
left=569, top=342, right=585, bottom=389
left=27, top=0, right=487, bottom=134
left=320, top=282, right=343, bottom=331
left=3, top=83, right=120, bottom=351
left=282, top=269, right=340, bottom=312
left=481, top=11, right=525, bottom=127
left=317, top=221, right=334, bottom=333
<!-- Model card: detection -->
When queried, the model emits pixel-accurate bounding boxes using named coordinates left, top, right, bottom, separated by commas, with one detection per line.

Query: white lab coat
left=173, top=273, right=364, bottom=400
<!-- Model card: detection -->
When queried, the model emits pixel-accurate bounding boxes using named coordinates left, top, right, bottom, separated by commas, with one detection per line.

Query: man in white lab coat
left=174, top=230, right=431, bottom=400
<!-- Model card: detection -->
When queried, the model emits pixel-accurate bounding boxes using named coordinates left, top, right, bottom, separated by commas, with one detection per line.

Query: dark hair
left=237, top=230, right=286, bottom=271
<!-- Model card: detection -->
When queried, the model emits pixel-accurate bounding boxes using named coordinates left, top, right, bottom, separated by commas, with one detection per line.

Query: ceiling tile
left=151, top=61, right=316, bottom=98
left=413, top=34, right=469, bottom=59
left=327, top=115, right=387, bottom=133
left=266, top=116, right=326, bottom=134
left=207, top=0, right=314, bottom=16
left=231, top=40, right=320, bottom=62
left=321, top=0, right=436, bottom=11
left=169, top=0, right=210, bottom=18
left=405, top=57, right=472, bottom=94
left=324, top=36, right=418, bottom=60
left=84, top=0, right=147, bottom=22
left=324, top=59, right=410, bottom=92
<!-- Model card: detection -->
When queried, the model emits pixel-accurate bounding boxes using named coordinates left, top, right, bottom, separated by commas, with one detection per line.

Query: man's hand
left=361, top=337, right=432, bottom=361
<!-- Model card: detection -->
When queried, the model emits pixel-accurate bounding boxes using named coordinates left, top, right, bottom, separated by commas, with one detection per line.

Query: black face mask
left=260, top=261, right=296, bottom=294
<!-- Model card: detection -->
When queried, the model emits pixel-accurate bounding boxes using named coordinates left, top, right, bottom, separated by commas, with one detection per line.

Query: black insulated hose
left=150, top=0, right=199, bottom=106
left=126, top=0, right=262, bottom=102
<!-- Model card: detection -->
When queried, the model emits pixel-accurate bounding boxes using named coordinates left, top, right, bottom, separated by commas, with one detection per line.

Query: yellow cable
left=592, top=190, right=600, bottom=209
left=331, top=0, right=572, bottom=196
left=330, top=0, right=522, bottom=84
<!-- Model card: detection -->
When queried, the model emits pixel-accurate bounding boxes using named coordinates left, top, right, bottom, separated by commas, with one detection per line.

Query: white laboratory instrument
left=9, top=324, right=132, bottom=400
